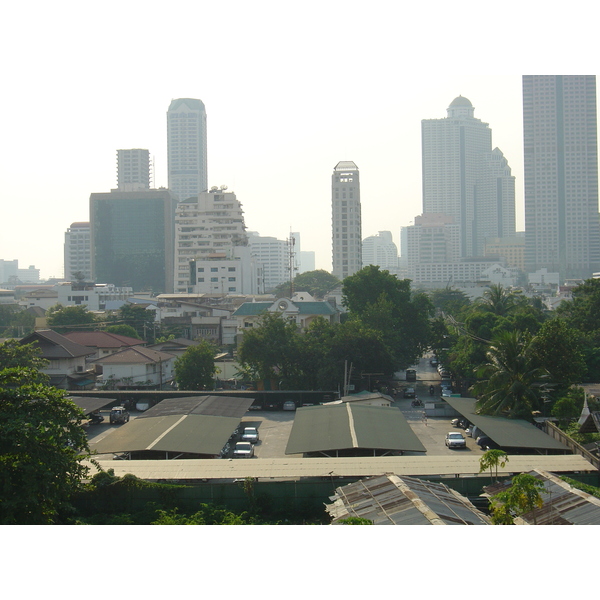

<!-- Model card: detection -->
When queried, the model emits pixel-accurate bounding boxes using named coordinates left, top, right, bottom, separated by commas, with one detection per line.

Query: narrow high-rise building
left=362, top=231, right=400, bottom=275
left=332, top=161, right=362, bottom=280
left=523, top=75, right=600, bottom=281
left=117, top=149, right=151, bottom=191
left=64, top=222, right=92, bottom=281
left=421, top=96, right=515, bottom=258
left=167, top=98, right=208, bottom=200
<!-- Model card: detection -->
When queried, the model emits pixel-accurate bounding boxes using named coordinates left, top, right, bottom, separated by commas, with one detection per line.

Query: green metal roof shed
left=443, top=397, right=569, bottom=452
left=285, top=403, right=426, bottom=456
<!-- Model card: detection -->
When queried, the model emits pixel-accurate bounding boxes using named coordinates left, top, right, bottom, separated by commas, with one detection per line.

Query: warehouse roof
left=285, top=403, right=426, bottom=455
left=326, top=474, right=491, bottom=525
left=443, top=397, right=569, bottom=451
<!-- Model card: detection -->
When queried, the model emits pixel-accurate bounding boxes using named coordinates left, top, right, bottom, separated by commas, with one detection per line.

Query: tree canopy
left=46, top=303, right=97, bottom=333
left=174, top=340, right=218, bottom=390
left=0, top=366, right=91, bottom=524
left=273, top=270, right=341, bottom=299
left=342, top=266, right=433, bottom=369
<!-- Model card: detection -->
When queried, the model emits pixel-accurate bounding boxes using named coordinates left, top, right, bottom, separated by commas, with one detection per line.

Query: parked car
left=445, top=431, right=467, bottom=449
left=233, top=441, right=255, bottom=458
left=406, top=369, right=417, bottom=381
left=241, top=426, right=259, bottom=443
left=403, top=387, right=416, bottom=398
left=109, top=406, right=130, bottom=424
left=283, top=400, right=296, bottom=411
left=477, top=436, right=500, bottom=450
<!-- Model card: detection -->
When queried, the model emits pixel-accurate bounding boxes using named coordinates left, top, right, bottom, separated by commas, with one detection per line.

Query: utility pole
left=287, top=232, right=297, bottom=297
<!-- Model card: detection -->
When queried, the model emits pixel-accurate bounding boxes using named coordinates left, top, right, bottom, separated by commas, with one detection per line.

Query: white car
left=233, top=441, right=254, bottom=458
left=445, top=432, right=467, bottom=449
left=241, top=426, right=259, bottom=443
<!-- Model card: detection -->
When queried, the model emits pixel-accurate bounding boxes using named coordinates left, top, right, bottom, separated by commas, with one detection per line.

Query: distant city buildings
left=90, top=187, right=178, bottom=293
left=167, top=98, right=208, bottom=200
left=421, top=96, right=515, bottom=258
left=117, top=149, right=151, bottom=191
left=523, top=75, right=600, bottom=281
left=64, top=222, right=92, bottom=281
left=247, top=232, right=290, bottom=292
left=0, top=259, right=40, bottom=285
left=332, top=161, right=362, bottom=280
left=362, top=231, right=400, bottom=275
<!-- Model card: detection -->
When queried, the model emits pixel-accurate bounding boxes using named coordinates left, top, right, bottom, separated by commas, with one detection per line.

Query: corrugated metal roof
left=232, top=300, right=336, bottom=317
left=86, top=454, right=594, bottom=481
left=70, top=395, right=114, bottom=414
left=443, top=397, right=569, bottom=451
left=20, top=330, right=96, bottom=359
left=64, top=331, right=145, bottom=348
left=482, top=469, right=600, bottom=525
left=326, top=474, right=491, bottom=525
left=139, top=395, right=255, bottom=419
left=285, top=404, right=426, bottom=455
left=90, top=346, right=175, bottom=365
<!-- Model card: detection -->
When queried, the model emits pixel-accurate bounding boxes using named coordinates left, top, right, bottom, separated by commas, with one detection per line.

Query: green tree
left=174, top=340, right=218, bottom=390
left=0, top=339, right=48, bottom=372
left=237, top=312, right=302, bottom=387
left=530, top=318, right=586, bottom=393
left=477, top=284, right=521, bottom=317
left=479, top=449, right=509, bottom=483
left=0, top=367, right=91, bottom=524
left=274, top=269, right=341, bottom=299
left=115, top=304, right=157, bottom=342
left=471, top=330, right=550, bottom=420
left=342, top=266, right=433, bottom=369
left=490, top=473, right=546, bottom=525
left=428, top=287, right=471, bottom=317
left=104, top=324, right=141, bottom=339
left=46, top=303, right=97, bottom=333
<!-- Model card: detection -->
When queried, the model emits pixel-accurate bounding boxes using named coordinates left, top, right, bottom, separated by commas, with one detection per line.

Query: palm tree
left=471, top=329, right=550, bottom=420
left=478, top=284, right=519, bottom=317
left=479, top=449, right=509, bottom=483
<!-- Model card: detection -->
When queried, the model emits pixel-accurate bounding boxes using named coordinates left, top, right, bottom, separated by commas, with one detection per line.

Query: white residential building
left=174, top=187, right=249, bottom=293
left=167, top=98, right=208, bottom=200
left=64, top=222, right=92, bottom=281
left=332, top=161, right=362, bottom=280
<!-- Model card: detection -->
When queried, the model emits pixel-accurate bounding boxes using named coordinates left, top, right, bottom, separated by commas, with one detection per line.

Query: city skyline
left=1, top=3, right=598, bottom=280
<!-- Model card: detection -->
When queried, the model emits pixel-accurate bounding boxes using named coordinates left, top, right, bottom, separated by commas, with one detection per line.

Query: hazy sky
left=1, top=1, right=598, bottom=280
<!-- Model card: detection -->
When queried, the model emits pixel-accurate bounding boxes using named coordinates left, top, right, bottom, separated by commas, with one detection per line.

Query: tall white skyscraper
left=422, top=96, right=515, bottom=258
left=523, top=75, right=600, bottom=281
left=167, top=98, right=208, bottom=200
left=332, top=161, right=362, bottom=280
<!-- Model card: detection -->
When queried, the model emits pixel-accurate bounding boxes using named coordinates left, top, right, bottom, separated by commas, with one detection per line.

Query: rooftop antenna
left=288, top=230, right=298, bottom=297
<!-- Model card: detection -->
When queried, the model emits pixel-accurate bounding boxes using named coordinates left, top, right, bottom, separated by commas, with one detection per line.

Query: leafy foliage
left=471, top=330, right=550, bottom=420
left=479, top=449, right=509, bottom=483
left=174, top=340, right=217, bottom=390
left=274, top=269, right=341, bottom=299
left=0, top=339, right=48, bottom=372
left=490, top=473, right=546, bottom=525
left=0, top=367, right=91, bottom=524
left=46, top=303, right=97, bottom=333
left=342, top=266, right=433, bottom=369
left=104, top=324, right=141, bottom=339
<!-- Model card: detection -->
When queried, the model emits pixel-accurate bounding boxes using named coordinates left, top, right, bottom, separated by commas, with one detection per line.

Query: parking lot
left=86, top=356, right=481, bottom=460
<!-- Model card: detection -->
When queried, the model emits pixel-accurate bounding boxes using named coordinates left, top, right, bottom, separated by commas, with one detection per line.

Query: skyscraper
left=523, top=75, right=600, bottom=281
left=117, top=149, right=151, bottom=191
left=332, top=161, right=362, bottom=280
left=421, top=96, right=515, bottom=258
left=362, top=231, right=400, bottom=275
left=90, top=188, right=177, bottom=293
left=167, top=98, right=208, bottom=200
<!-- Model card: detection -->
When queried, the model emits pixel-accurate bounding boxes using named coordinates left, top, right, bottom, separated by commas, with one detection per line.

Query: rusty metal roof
left=326, top=474, right=491, bottom=525
left=482, top=469, right=600, bottom=525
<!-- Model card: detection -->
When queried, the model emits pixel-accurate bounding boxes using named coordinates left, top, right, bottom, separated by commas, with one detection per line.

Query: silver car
left=445, top=432, right=467, bottom=449
left=241, top=426, right=259, bottom=443
left=233, top=441, right=255, bottom=458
